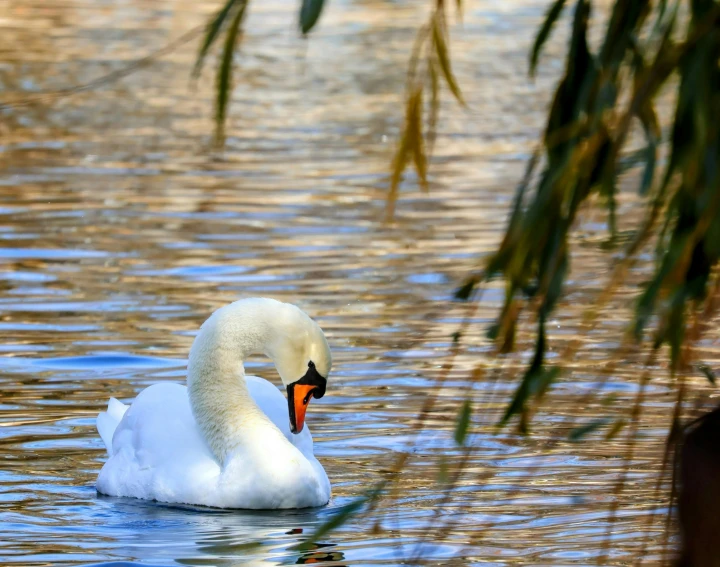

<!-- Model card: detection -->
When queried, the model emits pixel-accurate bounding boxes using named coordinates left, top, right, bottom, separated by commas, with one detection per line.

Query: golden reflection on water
left=1, top=0, right=719, bottom=565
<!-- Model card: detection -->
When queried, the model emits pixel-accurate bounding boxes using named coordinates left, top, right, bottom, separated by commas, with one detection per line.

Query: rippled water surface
left=1, top=0, right=717, bottom=565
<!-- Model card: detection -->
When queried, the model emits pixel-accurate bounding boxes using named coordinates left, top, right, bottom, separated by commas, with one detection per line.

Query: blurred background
left=1, top=0, right=718, bottom=565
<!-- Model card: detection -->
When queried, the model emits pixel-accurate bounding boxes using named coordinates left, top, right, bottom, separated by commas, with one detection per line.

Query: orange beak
left=289, top=383, right=316, bottom=434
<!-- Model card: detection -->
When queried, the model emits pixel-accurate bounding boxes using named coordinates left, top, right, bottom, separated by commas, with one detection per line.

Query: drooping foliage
left=194, top=0, right=720, bottom=558
left=454, top=0, right=720, bottom=426
left=197, top=0, right=462, bottom=198
left=193, top=0, right=328, bottom=146
left=197, top=0, right=720, bottom=428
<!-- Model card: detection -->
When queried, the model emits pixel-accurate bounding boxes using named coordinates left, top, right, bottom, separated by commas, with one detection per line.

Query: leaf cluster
left=456, top=0, right=720, bottom=426
left=194, top=0, right=327, bottom=146
left=386, top=1, right=465, bottom=218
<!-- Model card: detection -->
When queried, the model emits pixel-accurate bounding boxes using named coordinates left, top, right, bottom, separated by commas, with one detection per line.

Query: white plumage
left=95, top=298, right=332, bottom=509
left=96, top=397, right=128, bottom=455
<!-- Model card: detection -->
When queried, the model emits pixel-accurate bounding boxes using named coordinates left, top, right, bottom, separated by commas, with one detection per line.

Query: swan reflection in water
left=295, top=546, right=346, bottom=565
left=94, top=495, right=347, bottom=566
left=284, top=533, right=346, bottom=565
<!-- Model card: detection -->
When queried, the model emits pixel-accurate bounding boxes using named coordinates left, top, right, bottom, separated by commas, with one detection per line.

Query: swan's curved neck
left=186, top=305, right=280, bottom=464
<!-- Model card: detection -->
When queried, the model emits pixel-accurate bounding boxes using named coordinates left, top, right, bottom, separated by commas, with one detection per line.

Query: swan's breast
left=221, top=429, right=327, bottom=509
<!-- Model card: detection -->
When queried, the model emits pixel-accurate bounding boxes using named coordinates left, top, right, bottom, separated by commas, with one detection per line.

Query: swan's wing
left=245, top=375, right=315, bottom=455
left=96, top=397, right=128, bottom=456
left=97, top=382, right=219, bottom=504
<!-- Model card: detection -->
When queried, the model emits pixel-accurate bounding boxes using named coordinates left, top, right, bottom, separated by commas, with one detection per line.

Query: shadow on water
left=90, top=495, right=347, bottom=566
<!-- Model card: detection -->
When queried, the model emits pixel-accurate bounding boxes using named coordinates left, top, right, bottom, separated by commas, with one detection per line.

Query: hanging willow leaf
left=569, top=418, right=611, bottom=441
left=543, top=0, right=595, bottom=164
left=427, top=57, right=440, bottom=158
left=193, top=0, right=241, bottom=79
left=653, top=0, right=669, bottom=32
left=300, top=0, right=326, bottom=35
left=454, top=276, right=477, bottom=300
left=294, top=499, right=365, bottom=550
left=529, top=0, right=567, bottom=77
left=604, top=419, right=627, bottom=441
left=405, top=25, right=430, bottom=92
left=628, top=38, right=661, bottom=196
left=500, top=318, right=562, bottom=428
left=387, top=86, right=425, bottom=216
left=637, top=103, right=659, bottom=195
left=454, top=399, right=472, bottom=445
left=215, top=0, right=248, bottom=146
left=485, top=149, right=539, bottom=278
left=387, top=126, right=410, bottom=214
left=599, top=0, right=650, bottom=71
left=501, top=365, right=560, bottom=429
left=432, top=12, right=464, bottom=106
left=698, top=364, right=716, bottom=385
left=293, top=484, right=384, bottom=551
left=407, top=89, right=428, bottom=192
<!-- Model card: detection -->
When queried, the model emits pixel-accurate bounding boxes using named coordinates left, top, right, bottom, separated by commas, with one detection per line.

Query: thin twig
left=0, top=25, right=206, bottom=112
left=599, top=347, right=657, bottom=565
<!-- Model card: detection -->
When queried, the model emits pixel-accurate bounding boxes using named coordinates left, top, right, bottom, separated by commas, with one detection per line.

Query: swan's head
left=266, top=302, right=332, bottom=434
left=191, top=298, right=332, bottom=436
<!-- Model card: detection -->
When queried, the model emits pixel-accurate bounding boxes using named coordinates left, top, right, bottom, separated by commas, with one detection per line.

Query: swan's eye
left=302, top=389, right=315, bottom=405
left=308, top=361, right=315, bottom=370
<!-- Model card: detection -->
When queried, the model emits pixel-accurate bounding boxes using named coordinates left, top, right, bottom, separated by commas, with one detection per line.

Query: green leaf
left=543, top=0, right=596, bottom=164
left=214, top=0, right=248, bottom=146
left=601, top=393, right=618, bottom=406
left=638, top=129, right=657, bottom=195
left=485, top=150, right=539, bottom=278
left=540, top=244, right=568, bottom=316
left=599, top=0, right=650, bottom=70
left=432, top=13, right=465, bottom=105
left=299, top=0, right=325, bottom=35
left=193, top=0, right=240, bottom=79
left=454, top=399, right=472, bottom=445
left=407, top=89, right=428, bottom=192
left=454, top=277, right=476, bottom=300
left=293, top=485, right=383, bottom=550
left=500, top=319, right=562, bottom=427
left=632, top=40, right=660, bottom=195
left=604, top=419, right=626, bottom=441
left=486, top=322, right=500, bottom=340
left=294, top=500, right=364, bottom=550
left=387, top=88, right=422, bottom=217
left=530, top=0, right=567, bottom=77
left=500, top=365, right=560, bottom=428
left=616, top=145, right=654, bottom=174
left=698, top=364, right=716, bottom=385
left=569, top=418, right=611, bottom=441
left=427, top=58, right=440, bottom=157
left=564, top=0, right=594, bottom=107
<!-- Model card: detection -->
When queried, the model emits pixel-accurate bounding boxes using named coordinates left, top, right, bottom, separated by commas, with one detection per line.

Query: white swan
left=95, top=298, right=332, bottom=509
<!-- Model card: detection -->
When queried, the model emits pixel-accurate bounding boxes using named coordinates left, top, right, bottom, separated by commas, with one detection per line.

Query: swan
left=95, top=298, right=332, bottom=509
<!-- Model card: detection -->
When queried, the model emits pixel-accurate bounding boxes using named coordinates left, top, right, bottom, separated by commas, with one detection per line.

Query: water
left=0, top=0, right=713, bottom=565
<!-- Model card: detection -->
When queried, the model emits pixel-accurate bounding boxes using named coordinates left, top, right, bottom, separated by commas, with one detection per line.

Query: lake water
left=0, top=0, right=713, bottom=565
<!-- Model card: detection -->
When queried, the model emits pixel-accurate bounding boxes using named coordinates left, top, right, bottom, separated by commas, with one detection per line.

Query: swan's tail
left=97, top=397, right=128, bottom=456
